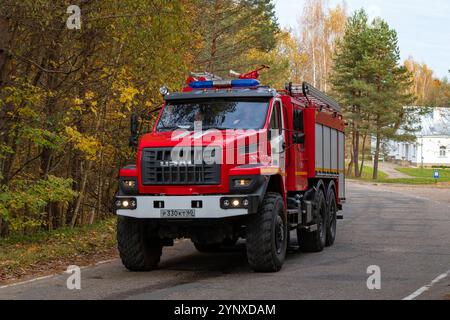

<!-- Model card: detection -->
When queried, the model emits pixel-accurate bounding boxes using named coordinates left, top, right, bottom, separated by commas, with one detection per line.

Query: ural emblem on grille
left=160, top=160, right=193, bottom=167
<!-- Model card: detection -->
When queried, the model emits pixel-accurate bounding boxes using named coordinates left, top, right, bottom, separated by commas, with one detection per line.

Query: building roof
left=417, top=108, right=450, bottom=136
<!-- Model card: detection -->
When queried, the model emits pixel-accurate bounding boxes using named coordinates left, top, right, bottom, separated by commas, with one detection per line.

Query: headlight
left=234, top=179, right=252, bottom=187
left=123, top=180, right=136, bottom=188
left=229, top=176, right=266, bottom=193
left=119, top=177, right=138, bottom=194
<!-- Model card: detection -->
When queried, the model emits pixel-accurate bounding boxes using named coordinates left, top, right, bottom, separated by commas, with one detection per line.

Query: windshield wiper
left=158, top=125, right=230, bottom=132
left=158, top=125, right=192, bottom=131
left=201, top=125, right=229, bottom=130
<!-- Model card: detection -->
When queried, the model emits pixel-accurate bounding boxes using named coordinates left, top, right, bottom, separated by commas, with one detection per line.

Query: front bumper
left=115, top=195, right=259, bottom=219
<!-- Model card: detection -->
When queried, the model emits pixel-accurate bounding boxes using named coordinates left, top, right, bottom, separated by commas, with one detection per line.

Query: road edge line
left=0, top=258, right=119, bottom=289
left=403, top=270, right=450, bottom=300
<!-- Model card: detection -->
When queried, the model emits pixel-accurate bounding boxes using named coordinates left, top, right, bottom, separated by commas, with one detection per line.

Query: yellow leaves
left=65, top=126, right=100, bottom=161
left=85, top=91, right=95, bottom=100
left=119, top=86, right=139, bottom=104
left=73, top=93, right=98, bottom=116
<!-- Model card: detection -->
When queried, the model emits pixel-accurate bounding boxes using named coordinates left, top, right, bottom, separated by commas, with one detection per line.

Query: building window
left=440, top=146, right=447, bottom=157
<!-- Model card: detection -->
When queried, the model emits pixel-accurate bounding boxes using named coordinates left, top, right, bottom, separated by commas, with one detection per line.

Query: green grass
left=346, top=162, right=388, bottom=180
left=378, top=168, right=450, bottom=185
left=348, top=163, right=450, bottom=185
left=358, top=165, right=388, bottom=180
left=0, top=218, right=117, bottom=283
left=396, top=168, right=450, bottom=181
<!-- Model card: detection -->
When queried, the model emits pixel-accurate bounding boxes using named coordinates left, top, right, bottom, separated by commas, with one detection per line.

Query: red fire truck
left=114, top=68, right=345, bottom=273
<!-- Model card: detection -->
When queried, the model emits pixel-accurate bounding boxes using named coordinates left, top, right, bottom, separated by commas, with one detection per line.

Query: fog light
left=223, top=200, right=230, bottom=207
left=232, top=199, right=240, bottom=207
left=115, top=198, right=137, bottom=210
left=242, top=199, right=249, bottom=207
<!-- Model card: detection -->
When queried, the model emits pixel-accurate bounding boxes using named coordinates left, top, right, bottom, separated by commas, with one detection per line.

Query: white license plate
left=160, top=209, right=195, bottom=218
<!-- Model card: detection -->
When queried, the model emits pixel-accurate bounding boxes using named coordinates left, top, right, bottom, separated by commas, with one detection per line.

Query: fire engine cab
left=114, top=68, right=345, bottom=273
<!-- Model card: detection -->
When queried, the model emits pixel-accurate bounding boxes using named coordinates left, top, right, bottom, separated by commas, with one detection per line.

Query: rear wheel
left=246, top=192, right=287, bottom=272
left=117, top=216, right=162, bottom=271
left=298, top=189, right=327, bottom=252
left=325, top=188, right=337, bottom=247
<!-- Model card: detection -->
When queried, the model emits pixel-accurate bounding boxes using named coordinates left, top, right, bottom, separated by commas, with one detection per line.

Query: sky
left=274, top=0, right=450, bottom=79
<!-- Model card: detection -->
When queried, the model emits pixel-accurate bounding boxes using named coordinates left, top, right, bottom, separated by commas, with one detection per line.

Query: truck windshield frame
left=156, top=98, right=270, bottom=132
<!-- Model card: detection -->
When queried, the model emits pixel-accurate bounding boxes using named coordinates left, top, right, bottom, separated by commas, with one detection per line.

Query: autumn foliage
left=0, top=0, right=448, bottom=238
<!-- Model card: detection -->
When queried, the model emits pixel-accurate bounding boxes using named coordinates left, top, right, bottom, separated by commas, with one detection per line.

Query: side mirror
left=129, top=113, right=138, bottom=147
left=293, top=132, right=305, bottom=144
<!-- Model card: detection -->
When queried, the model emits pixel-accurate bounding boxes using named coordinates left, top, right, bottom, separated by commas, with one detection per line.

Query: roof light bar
left=189, top=79, right=260, bottom=89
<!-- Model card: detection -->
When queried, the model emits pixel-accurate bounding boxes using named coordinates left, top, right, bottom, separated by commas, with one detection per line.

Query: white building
left=384, top=108, right=450, bottom=166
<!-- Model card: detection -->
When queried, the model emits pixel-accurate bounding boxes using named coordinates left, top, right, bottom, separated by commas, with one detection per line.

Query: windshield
left=156, top=99, right=269, bottom=131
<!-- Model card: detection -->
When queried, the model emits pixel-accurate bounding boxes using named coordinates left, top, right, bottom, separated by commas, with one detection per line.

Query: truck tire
left=117, top=216, right=162, bottom=271
left=325, top=188, right=337, bottom=247
left=246, top=192, right=287, bottom=272
left=298, top=189, right=327, bottom=252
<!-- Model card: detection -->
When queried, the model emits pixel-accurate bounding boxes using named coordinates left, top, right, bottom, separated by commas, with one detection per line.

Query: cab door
left=269, top=100, right=286, bottom=176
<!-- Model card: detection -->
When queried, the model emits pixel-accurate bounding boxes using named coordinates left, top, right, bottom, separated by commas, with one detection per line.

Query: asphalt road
left=1, top=182, right=449, bottom=300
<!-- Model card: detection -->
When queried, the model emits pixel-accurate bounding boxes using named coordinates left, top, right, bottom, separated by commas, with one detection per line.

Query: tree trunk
left=207, top=0, right=221, bottom=72
left=0, top=16, right=11, bottom=88
left=70, top=160, right=93, bottom=228
left=88, top=209, right=95, bottom=225
left=347, top=150, right=354, bottom=177
left=359, top=133, right=367, bottom=177
left=312, top=40, right=317, bottom=87
left=373, top=128, right=381, bottom=180
left=354, top=126, right=360, bottom=177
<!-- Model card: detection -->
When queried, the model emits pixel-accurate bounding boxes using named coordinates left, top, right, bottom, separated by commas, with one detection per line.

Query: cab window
left=269, top=102, right=282, bottom=134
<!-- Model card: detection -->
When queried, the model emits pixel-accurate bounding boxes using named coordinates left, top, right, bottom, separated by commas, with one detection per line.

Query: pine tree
left=330, top=10, right=372, bottom=177
left=331, top=10, right=415, bottom=179
left=364, top=19, right=415, bottom=179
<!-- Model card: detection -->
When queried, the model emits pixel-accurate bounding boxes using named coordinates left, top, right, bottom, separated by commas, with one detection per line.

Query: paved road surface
left=0, top=182, right=449, bottom=300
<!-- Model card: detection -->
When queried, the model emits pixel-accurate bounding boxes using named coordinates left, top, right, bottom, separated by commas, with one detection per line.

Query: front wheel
left=117, top=216, right=163, bottom=271
left=246, top=192, right=287, bottom=272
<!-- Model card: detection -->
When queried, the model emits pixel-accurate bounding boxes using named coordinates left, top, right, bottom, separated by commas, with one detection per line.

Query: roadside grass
left=396, top=168, right=450, bottom=182
left=348, top=164, right=450, bottom=185
left=0, top=217, right=117, bottom=283
left=347, top=163, right=388, bottom=181
left=357, top=165, right=388, bottom=180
